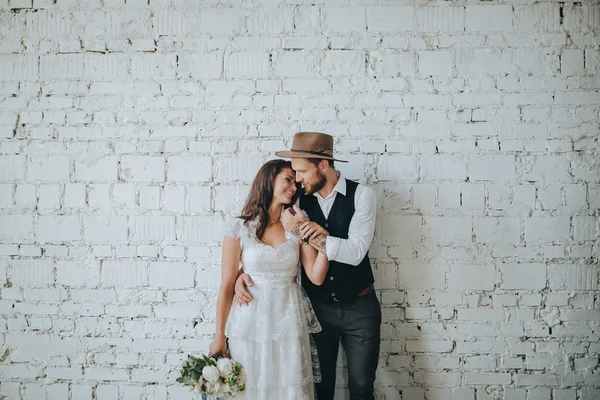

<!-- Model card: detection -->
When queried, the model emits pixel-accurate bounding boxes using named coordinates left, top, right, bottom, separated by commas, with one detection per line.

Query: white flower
left=202, top=365, right=220, bottom=383
left=217, top=358, right=233, bottom=376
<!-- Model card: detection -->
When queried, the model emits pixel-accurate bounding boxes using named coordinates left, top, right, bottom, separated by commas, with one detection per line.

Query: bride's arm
left=209, top=236, right=242, bottom=357
left=300, top=242, right=329, bottom=286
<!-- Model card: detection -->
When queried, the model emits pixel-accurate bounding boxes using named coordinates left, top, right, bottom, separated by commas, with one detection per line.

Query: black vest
left=300, top=179, right=375, bottom=304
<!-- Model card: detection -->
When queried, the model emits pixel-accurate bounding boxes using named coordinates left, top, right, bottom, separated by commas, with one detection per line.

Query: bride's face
left=272, top=167, right=297, bottom=205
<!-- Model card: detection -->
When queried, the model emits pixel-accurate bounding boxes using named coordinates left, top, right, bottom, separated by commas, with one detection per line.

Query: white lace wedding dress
left=224, top=217, right=321, bottom=400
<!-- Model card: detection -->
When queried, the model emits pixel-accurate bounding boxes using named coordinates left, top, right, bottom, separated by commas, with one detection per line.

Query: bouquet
left=176, top=353, right=245, bottom=399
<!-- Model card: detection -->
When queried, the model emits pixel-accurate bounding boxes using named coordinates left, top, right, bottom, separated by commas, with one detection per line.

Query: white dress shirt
left=310, top=173, right=377, bottom=266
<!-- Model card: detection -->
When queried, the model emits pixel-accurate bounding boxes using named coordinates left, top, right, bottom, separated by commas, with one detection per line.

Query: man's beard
left=303, top=172, right=326, bottom=195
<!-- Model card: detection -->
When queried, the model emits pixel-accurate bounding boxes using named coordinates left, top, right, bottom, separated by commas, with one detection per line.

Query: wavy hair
left=238, top=159, right=295, bottom=240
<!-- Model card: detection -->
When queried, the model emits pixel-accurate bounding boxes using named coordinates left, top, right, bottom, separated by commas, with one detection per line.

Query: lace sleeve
left=223, top=217, right=244, bottom=240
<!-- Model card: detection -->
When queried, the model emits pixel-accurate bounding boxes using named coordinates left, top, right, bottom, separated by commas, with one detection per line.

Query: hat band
left=290, top=149, right=333, bottom=158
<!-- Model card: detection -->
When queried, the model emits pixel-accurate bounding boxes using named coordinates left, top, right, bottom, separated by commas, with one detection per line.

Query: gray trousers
left=312, top=292, right=382, bottom=400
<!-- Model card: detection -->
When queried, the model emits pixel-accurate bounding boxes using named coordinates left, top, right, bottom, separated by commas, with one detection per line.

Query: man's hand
left=281, top=205, right=307, bottom=236
left=300, top=221, right=328, bottom=241
left=300, top=221, right=329, bottom=254
left=234, top=273, right=254, bottom=306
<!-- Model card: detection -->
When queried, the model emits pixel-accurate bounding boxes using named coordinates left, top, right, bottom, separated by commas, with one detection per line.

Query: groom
left=234, top=132, right=381, bottom=400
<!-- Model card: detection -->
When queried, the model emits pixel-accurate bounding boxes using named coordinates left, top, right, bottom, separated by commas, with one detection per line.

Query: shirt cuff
left=325, top=236, right=339, bottom=261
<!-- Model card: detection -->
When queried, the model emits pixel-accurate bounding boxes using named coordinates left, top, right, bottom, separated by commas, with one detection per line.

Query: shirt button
left=330, top=276, right=334, bottom=280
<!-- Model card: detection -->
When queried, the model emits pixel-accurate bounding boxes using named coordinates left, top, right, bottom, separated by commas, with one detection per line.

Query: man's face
left=291, top=158, right=327, bottom=195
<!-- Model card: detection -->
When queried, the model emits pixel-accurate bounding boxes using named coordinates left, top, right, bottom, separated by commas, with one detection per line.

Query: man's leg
left=340, top=293, right=382, bottom=400
left=312, top=301, right=340, bottom=400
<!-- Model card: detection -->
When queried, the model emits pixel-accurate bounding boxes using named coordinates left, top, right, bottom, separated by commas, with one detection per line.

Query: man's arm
left=325, top=185, right=376, bottom=265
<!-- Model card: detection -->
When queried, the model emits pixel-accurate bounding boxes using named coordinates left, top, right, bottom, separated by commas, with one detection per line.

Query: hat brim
left=275, top=150, right=348, bottom=163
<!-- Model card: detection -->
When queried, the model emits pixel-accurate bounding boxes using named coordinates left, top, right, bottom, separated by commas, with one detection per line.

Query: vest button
left=330, top=276, right=334, bottom=280
left=331, top=292, right=335, bottom=296
left=325, top=223, right=329, bottom=228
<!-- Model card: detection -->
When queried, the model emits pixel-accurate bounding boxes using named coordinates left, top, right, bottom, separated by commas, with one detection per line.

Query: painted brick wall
left=0, top=1, right=599, bottom=399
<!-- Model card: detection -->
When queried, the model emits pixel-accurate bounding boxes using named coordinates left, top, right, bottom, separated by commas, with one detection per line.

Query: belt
left=356, top=284, right=374, bottom=297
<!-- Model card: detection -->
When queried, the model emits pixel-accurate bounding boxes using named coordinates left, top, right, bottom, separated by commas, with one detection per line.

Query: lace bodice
left=223, top=217, right=322, bottom=393
left=223, top=217, right=302, bottom=287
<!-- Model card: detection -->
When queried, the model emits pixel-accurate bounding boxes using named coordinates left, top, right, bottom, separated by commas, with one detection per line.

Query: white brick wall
left=0, top=1, right=599, bottom=399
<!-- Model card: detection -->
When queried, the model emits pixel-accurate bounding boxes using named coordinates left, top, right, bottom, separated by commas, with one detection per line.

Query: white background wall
left=0, top=1, right=599, bottom=399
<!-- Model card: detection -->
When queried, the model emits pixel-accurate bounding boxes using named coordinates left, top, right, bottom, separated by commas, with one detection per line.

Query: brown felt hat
left=275, top=132, right=348, bottom=163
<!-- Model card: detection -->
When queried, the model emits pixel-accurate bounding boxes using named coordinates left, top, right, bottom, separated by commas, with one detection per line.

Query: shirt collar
left=313, top=171, right=345, bottom=200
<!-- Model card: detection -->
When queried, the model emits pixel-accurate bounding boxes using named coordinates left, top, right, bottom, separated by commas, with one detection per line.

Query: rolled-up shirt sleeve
left=325, top=186, right=376, bottom=265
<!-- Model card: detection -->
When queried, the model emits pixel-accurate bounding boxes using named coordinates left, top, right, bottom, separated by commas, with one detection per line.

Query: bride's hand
left=282, top=205, right=307, bottom=236
left=209, top=335, right=228, bottom=358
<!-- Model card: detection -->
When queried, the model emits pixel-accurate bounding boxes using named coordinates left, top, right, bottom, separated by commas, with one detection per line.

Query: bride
left=208, top=159, right=329, bottom=399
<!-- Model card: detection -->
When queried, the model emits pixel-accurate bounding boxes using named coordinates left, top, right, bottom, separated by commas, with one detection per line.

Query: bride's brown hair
left=238, top=159, right=296, bottom=240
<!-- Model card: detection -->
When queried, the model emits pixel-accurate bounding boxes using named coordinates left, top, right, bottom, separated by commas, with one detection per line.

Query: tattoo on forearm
left=290, top=222, right=302, bottom=236
left=309, top=233, right=327, bottom=254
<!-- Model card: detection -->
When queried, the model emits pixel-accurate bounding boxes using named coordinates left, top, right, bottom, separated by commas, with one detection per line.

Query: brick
left=424, top=217, right=472, bottom=244
left=225, top=52, right=270, bottom=78
left=466, top=5, right=513, bottom=32
left=420, top=155, right=467, bottom=181
left=0, top=55, right=38, bottom=80
left=525, top=217, right=570, bottom=244
left=247, top=8, right=293, bottom=34
left=131, top=54, right=176, bottom=79
left=153, top=10, right=190, bottom=36
left=179, top=54, right=223, bottom=79
left=377, top=155, right=418, bottom=181
left=214, top=156, right=263, bottom=184
left=0, top=215, right=34, bottom=243
left=548, top=265, right=598, bottom=290
left=416, top=6, right=464, bottom=33
left=101, top=261, right=148, bottom=287
left=367, top=6, right=414, bottom=32
left=27, top=156, right=70, bottom=182
left=371, top=50, right=416, bottom=78
left=380, top=215, right=422, bottom=244
left=149, top=262, right=194, bottom=289
left=188, top=186, right=212, bottom=213
left=321, top=50, right=364, bottom=76
left=74, top=157, right=118, bottom=182
left=119, top=156, right=165, bottom=182
left=130, top=216, right=176, bottom=243
left=572, top=216, right=597, bottom=241
left=56, top=261, right=100, bottom=288
left=500, top=264, right=546, bottom=290
left=273, top=51, right=318, bottom=78
left=177, top=215, right=223, bottom=243
left=64, top=183, right=86, bottom=208
left=38, top=185, right=60, bottom=209
left=447, top=265, right=496, bottom=290
left=398, top=263, right=445, bottom=289
left=9, top=260, right=54, bottom=287
left=561, top=49, right=584, bottom=76
left=323, top=7, right=365, bottom=33
left=40, top=55, right=84, bottom=80
left=167, top=156, right=211, bottom=182
left=84, top=54, right=130, bottom=79
left=0, top=156, right=25, bottom=181
left=200, top=9, right=244, bottom=35
left=37, top=216, right=80, bottom=243
left=83, top=216, right=127, bottom=244
left=514, top=4, right=560, bottom=32
left=470, top=155, right=515, bottom=181
left=419, top=51, right=453, bottom=76
left=474, top=217, right=520, bottom=245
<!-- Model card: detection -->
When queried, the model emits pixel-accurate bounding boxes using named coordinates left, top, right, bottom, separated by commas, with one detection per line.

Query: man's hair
left=307, top=158, right=335, bottom=168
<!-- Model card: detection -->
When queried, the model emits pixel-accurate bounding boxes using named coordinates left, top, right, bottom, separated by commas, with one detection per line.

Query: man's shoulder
left=347, top=179, right=374, bottom=194
left=352, top=181, right=376, bottom=204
